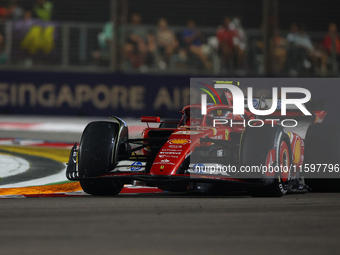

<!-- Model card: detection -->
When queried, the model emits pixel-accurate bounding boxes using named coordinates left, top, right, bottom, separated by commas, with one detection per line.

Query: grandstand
left=0, top=0, right=338, bottom=77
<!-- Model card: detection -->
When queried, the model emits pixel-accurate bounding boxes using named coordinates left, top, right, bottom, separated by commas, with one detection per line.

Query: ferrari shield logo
left=225, top=130, right=229, bottom=140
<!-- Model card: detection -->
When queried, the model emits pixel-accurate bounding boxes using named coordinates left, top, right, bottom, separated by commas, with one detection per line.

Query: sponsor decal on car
left=253, top=99, right=259, bottom=108
left=277, top=100, right=281, bottom=109
left=169, top=145, right=182, bottom=148
left=158, top=154, right=179, bottom=158
left=113, top=161, right=145, bottom=172
left=211, top=135, right=223, bottom=139
left=168, top=139, right=191, bottom=145
left=173, top=131, right=203, bottom=135
left=160, top=151, right=181, bottom=155
left=154, top=159, right=176, bottom=165
left=131, top=161, right=142, bottom=171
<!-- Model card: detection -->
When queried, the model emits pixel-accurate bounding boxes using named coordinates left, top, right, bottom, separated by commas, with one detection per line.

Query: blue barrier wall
left=0, top=71, right=190, bottom=118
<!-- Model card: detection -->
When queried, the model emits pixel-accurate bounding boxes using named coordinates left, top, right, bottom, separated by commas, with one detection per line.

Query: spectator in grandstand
left=0, top=33, right=8, bottom=64
left=286, top=23, right=299, bottom=44
left=296, top=25, right=328, bottom=75
left=0, top=0, right=23, bottom=21
left=156, top=18, right=179, bottom=69
left=323, top=22, right=340, bottom=64
left=323, top=23, right=340, bottom=55
left=92, top=21, right=114, bottom=66
left=23, top=10, right=33, bottom=22
left=33, top=0, right=53, bottom=21
left=286, top=23, right=312, bottom=75
left=273, top=30, right=287, bottom=73
left=229, top=16, right=246, bottom=69
left=287, top=23, right=328, bottom=76
left=182, top=19, right=211, bottom=70
left=92, top=15, right=128, bottom=66
left=322, top=22, right=340, bottom=75
left=12, top=10, right=34, bottom=37
left=0, top=6, right=6, bottom=20
left=6, top=0, right=23, bottom=20
left=286, top=23, right=302, bottom=75
left=251, top=27, right=287, bottom=74
left=294, top=27, right=314, bottom=52
left=124, top=14, right=155, bottom=70
left=216, top=17, right=238, bottom=70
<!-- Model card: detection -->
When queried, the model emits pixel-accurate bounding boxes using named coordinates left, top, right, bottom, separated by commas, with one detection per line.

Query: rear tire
left=304, top=123, right=340, bottom=192
left=240, top=125, right=292, bottom=197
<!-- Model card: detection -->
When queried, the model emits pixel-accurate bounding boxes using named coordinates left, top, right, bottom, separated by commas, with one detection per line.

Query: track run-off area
left=0, top=140, right=162, bottom=198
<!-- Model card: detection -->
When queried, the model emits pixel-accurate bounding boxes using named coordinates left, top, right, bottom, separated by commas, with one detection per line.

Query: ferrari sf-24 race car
left=66, top=91, right=337, bottom=197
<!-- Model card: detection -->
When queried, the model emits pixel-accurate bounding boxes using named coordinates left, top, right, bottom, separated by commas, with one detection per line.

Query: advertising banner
left=0, top=71, right=190, bottom=118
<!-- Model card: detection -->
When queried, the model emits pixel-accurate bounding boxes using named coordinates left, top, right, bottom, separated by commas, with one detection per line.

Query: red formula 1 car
left=66, top=92, right=334, bottom=196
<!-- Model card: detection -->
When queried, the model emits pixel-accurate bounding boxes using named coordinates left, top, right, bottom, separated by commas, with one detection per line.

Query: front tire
left=78, top=121, right=128, bottom=196
left=80, top=180, right=124, bottom=196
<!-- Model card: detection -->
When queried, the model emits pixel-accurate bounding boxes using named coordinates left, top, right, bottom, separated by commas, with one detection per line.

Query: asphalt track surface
left=1, top=130, right=340, bottom=255
left=1, top=193, right=340, bottom=255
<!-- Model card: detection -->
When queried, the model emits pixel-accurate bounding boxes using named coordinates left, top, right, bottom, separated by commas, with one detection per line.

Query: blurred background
left=0, top=0, right=339, bottom=118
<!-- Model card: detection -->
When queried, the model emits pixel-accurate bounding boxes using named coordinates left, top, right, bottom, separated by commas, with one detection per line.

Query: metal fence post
left=79, top=26, right=87, bottom=65
left=61, top=23, right=70, bottom=67
left=110, top=0, right=119, bottom=72
left=4, top=21, right=12, bottom=64
left=262, top=0, right=278, bottom=76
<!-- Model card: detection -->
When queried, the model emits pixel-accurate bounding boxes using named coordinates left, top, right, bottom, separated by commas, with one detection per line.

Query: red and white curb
left=0, top=186, right=164, bottom=199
